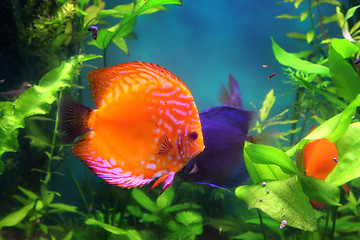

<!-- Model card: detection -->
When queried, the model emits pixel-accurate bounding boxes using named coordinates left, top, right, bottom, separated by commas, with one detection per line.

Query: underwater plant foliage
left=3, top=0, right=360, bottom=239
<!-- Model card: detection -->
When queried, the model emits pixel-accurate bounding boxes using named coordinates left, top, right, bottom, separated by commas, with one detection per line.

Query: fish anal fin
left=58, top=98, right=93, bottom=143
left=151, top=172, right=175, bottom=194
left=157, top=133, right=173, bottom=155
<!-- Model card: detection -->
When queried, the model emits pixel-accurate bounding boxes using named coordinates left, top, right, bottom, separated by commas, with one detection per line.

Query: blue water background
left=58, top=0, right=342, bottom=208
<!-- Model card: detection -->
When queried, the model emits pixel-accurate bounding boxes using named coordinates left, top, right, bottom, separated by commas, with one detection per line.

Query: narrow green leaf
left=245, top=144, right=297, bottom=174
left=235, top=176, right=317, bottom=232
left=272, top=38, right=330, bottom=76
left=259, top=89, right=275, bottom=123
left=294, top=0, right=304, bottom=8
left=0, top=202, right=35, bottom=229
left=18, top=186, right=39, bottom=200
left=131, top=188, right=158, bottom=213
left=327, top=122, right=360, bottom=186
left=286, top=32, right=306, bottom=41
left=329, top=44, right=360, bottom=102
left=276, top=14, right=300, bottom=19
left=345, top=5, right=360, bottom=20
left=85, top=218, right=141, bottom=239
left=48, top=203, right=77, bottom=213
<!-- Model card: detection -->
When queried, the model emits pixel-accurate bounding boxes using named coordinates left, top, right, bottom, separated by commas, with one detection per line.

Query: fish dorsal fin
left=157, top=133, right=173, bottom=155
left=87, top=62, right=187, bottom=108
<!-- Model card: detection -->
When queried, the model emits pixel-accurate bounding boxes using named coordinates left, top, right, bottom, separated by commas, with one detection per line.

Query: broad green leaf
left=175, top=211, right=202, bottom=226
left=327, top=123, right=360, bottom=186
left=235, top=176, right=317, bottom=232
left=330, top=38, right=358, bottom=58
left=244, top=143, right=293, bottom=184
left=0, top=201, right=35, bottom=229
left=85, top=218, right=141, bottom=240
left=298, top=174, right=340, bottom=206
left=0, top=55, right=100, bottom=161
left=113, top=36, right=129, bottom=55
left=63, top=231, right=74, bottom=240
left=163, top=203, right=201, bottom=214
left=329, top=44, right=360, bottom=102
left=259, top=89, right=275, bottom=123
left=156, top=186, right=174, bottom=209
left=272, top=38, right=330, bottom=76
left=245, top=144, right=297, bottom=174
left=132, top=188, right=158, bottom=213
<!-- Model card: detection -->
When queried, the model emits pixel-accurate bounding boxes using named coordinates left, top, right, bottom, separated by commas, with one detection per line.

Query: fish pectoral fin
left=157, top=133, right=173, bottom=154
left=189, top=163, right=198, bottom=174
left=151, top=172, right=175, bottom=194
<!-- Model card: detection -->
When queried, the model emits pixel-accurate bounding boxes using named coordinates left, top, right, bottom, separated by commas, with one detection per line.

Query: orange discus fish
left=299, top=126, right=348, bottom=209
left=59, top=62, right=205, bottom=192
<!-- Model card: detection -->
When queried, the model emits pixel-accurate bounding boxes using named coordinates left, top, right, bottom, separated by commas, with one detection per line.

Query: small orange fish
left=59, top=62, right=205, bottom=192
left=299, top=126, right=348, bottom=209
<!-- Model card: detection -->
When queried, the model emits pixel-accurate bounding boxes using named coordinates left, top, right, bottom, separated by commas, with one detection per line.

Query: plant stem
left=85, top=165, right=97, bottom=219
left=44, top=92, right=62, bottom=185
left=321, top=207, right=331, bottom=240
left=103, top=48, right=107, bottom=68
left=62, top=157, right=91, bottom=216
left=329, top=206, right=338, bottom=240
left=258, top=209, right=268, bottom=240
left=119, top=189, right=133, bottom=228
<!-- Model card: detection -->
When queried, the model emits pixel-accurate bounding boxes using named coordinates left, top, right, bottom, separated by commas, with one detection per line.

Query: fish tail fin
left=247, top=129, right=279, bottom=146
left=58, top=98, right=93, bottom=143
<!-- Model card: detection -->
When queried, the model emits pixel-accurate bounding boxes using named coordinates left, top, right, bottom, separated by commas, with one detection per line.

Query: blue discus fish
left=177, top=75, right=257, bottom=188
left=177, top=105, right=255, bottom=188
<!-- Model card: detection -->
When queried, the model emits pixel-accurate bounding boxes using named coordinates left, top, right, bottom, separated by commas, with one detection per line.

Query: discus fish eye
left=188, top=131, right=198, bottom=141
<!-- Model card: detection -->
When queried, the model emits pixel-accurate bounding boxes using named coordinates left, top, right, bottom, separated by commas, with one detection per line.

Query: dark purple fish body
left=177, top=105, right=255, bottom=188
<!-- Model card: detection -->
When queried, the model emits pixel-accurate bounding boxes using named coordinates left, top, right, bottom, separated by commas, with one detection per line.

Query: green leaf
left=48, top=203, right=77, bottom=213
left=0, top=201, right=35, bottom=229
left=18, top=186, right=39, bottom=200
left=244, top=143, right=294, bottom=184
left=298, top=174, right=340, bottom=206
left=175, top=211, right=202, bottom=226
left=345, top=5, right=360, bottom=21
left=326, top=122, right=360, bottom=186
left=156, top=186, right=174, bottom=209
left=300, top=10, right=309, bottom=21
left=276, top=14, right=299, bottom=19
left=306, top=29, right=315, bottom=43
left=85, top=218, right=141, bottom=240
left=272, top=38, right=330, bottom=76
left=0, top=55, right=100, bottom=161
left=113, top=36, right=129, bottom=55
left=235, top=176, right=317, bottom=232
left=63, top=230, right=74, bottom=240
left=286, top=32, right=306, bottom=41
left=329, top=44, right=360, bottom=102
left=245, top=144, right=297, bottom=174
left=259, top=89, right=275, bottom=123
left=131, top=188, right=158, bottom=213
left=330, top=38, right=358, bottom=58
